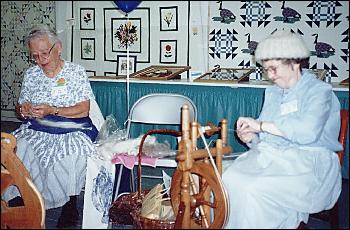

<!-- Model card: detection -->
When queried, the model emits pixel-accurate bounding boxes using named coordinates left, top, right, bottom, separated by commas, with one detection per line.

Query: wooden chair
left=1, top=132, right=45, bottom=229
left=170, top=104, right=232, bottom=228
left=299, top=109, right=348, bottom=229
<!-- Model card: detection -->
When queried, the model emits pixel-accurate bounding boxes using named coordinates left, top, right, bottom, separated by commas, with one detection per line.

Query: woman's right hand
left=16, top=102, right=33, bottom=119
left=237, top=130, right=257, bottom=143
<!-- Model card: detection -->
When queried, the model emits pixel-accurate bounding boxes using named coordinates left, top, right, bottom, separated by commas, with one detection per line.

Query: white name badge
left=51, top=86, right=68, bottom=97
left=280, top=100, right=298, bottom=115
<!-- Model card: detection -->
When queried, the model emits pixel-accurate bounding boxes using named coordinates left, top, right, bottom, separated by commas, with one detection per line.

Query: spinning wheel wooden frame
left=1, top=132, right=45, bottom=229
left=170, top=105, right=232, bottom=229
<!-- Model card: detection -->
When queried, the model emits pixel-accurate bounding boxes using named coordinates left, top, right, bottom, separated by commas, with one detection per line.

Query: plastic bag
left=95, top=114, right=126, bottom=145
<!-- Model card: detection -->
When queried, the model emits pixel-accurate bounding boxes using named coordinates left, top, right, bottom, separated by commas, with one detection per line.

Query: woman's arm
left=236, top=117, right=284, bottom=143
left=30, top=100, right=90, bottom=118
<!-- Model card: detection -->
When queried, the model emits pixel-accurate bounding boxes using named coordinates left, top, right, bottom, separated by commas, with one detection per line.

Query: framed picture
left=80, top=8, right=95, bottom=30
left=104, top=7, right=150, bottom=63
left=160, top=6, right=178, bottom=31
left=160, top=40, right=177, bottom=64
left=86, top=70, right=96, bottom=77
left=104, top=72, right=118, bottom=77
left=117, top=55, right=137, bottom=76
left=194, top=67, right=255, bottom=84
left=130, top=65, right=190, bottom=80
left=81, top=38, right=95, bottom=60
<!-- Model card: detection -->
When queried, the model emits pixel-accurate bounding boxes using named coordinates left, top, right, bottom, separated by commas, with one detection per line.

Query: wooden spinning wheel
left=170, top=105, right=232, bottom=229
left=1, top=132, right=45, bottom=229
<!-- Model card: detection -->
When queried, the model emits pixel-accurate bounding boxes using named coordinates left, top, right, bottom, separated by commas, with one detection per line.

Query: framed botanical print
left=104, top=7, right=150, bottom=63
left=160, top=40, right=177, bottom=64
left=81, top=38, right=95, bottom=60
left=117, top=55, right=137, bottom=76
left=160, top=6, right=178, bottom=31
left=80, top=8, right=95, bottom=30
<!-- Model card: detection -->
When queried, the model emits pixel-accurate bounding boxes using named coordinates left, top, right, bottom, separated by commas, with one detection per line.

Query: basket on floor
left=109, top=190, right=148, bottom=225
left=109, top=129, right=180, bottom=227
left=130, top=207, right=175, bottom=229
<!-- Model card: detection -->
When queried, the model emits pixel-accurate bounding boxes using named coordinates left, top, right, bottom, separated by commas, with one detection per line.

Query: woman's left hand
left=31, top=104, right=54, bottom=118
left=236, top=117, right=261, bottom=133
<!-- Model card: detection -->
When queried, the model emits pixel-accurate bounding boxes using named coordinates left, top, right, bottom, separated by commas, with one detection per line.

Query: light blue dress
left=3, top=61, right=98, bottom=209
left=222, top=70, right=342, bottom=228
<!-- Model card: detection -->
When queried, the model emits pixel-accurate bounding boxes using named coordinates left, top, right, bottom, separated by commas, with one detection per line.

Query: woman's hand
left=31, top=104, right=55, bottom=118
left=237, top=117, right=261, bottom=133
left=236, top=117, right=261, bottom=143
left=16, top=102, right=34, bottom=119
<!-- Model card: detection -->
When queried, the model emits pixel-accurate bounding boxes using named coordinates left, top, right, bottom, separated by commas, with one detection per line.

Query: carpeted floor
left=1, top=120, right=349, bottom=229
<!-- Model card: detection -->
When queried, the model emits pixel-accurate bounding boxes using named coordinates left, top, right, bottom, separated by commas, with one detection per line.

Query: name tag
left=51, top=86, right=67, bottom=97
left=280, top=100, right=298, bottom=115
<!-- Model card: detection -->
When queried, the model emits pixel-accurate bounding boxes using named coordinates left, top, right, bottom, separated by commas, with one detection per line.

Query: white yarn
left=35, top=118, right=90, bottom=129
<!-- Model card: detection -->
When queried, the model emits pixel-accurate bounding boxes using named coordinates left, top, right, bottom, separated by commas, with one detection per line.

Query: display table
left=89, top=78, right=349, bottom=178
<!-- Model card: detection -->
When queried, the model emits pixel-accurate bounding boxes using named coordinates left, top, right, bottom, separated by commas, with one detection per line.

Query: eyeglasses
left=30, top=43, right=56, bottom=62
left=262, top=63, right=284, bottom=75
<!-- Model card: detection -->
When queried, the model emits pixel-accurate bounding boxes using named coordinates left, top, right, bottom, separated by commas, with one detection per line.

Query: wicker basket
left=131, top=207, right=175, bottom=229
left=109, top=129, right=181, bottom=227
left=109, top=190, right=148, bottom=225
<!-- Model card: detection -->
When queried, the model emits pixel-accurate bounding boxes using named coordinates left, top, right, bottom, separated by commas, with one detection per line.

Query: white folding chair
left=125, top=93, right=197, bottom=190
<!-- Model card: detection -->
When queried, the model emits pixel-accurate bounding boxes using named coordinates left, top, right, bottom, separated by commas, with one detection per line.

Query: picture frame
left=117, top=55, right=137, bottom=76
left=130, top=65, right=191, bottom=80
left=89, top=72, right=125, bottom=80
left=104, top=72, right=118, bottom=77
left=160, top=6, right=178, bottom=31
left=194, top=67, right=255, bottom=83
left=104, top=7, right=150, bottom=63
left=160, top=40, right=177, bottom=64
left=80, top=8, right=95, bottom=30
left=81, top=38, right=95, bottom=60
left=111, top=18, right=141, bottom=53
left=85, top=70, right=96, bottom=77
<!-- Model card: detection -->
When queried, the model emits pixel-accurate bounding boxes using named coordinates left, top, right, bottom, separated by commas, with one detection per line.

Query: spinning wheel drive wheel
left=170, top=162, right=228, bottom=228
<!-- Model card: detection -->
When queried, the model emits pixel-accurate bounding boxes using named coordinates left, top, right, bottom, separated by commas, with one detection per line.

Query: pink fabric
left=111, top=153, right=158, bottom=170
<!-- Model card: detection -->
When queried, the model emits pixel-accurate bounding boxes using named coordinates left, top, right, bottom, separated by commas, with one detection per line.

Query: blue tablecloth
left=90, top=81, right=349, bottom=178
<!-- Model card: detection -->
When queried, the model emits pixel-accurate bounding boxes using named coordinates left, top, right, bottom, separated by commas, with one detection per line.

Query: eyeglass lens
left=30, top=43, right=56, bottom=62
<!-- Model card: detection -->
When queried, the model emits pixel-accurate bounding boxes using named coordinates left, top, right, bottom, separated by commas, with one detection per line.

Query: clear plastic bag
left=95, top=114, right=127, bottom=146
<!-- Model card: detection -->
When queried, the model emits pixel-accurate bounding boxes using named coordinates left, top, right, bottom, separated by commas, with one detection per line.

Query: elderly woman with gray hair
left=222, top=30, right=342, bottom=228
left=3, top=24, right=98, bottom=228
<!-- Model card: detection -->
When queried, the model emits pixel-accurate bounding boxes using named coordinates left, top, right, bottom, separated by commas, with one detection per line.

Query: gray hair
left=25, top=24, right=60, bottom=48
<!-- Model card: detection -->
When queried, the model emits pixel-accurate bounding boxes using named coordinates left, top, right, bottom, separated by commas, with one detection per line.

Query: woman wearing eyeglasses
left=3, top=25, right=98, bottom=228
left=222, top=30, right=342, bottom=228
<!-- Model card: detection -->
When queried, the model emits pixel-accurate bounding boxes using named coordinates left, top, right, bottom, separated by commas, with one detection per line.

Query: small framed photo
left=81, top=38, right=95, bottom=60
left=80, top=8, right=95, bottom=30
left=117, top=55, right=137, bottom=76
left=160, top=40, right=177, bottom=64
left=86, top=70, right=96, bottom=77
left=160, top=6, right=178, bottom=31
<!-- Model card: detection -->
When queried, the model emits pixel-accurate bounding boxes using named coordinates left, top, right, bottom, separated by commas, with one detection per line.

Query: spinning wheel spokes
left=170, top=162, right=227, bottom=228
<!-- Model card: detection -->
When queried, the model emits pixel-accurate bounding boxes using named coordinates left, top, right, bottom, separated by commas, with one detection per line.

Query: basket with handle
left=109, top=129, right=180, bottom=228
